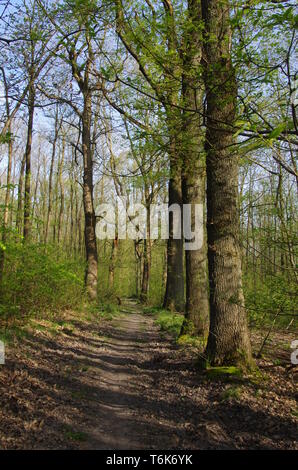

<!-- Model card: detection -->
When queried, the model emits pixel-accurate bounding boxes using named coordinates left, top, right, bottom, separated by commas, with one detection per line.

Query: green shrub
left=0, top=242, right=84, bottom=323
left=154, top=310, right=184, bottom=338
left=243, top=272, right=297, bottom=329
left=177, top=334, right=205, bottom=349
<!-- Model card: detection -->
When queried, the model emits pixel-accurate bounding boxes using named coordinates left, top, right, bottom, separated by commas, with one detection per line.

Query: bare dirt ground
left=0, top=300, right=297, bottom=450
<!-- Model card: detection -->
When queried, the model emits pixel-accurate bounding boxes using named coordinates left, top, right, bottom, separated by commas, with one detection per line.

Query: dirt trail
left=0, top=299, right=297, bottom=450
left=80, top=302, right=173, bottom=449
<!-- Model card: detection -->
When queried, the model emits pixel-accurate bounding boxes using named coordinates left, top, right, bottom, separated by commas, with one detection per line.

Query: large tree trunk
left=181, top=0, right=209, bottom=337
left=162, top=3, right=185, bottom=313
left=82, top=90, right=98, bottom=300
left=23, top=81, right=35, bottom=242
left=202, top=0, right=252, bottom=368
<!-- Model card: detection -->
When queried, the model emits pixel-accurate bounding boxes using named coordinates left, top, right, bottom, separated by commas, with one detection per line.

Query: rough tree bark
left=81, top=87, right=98, bottom=300
left=68, top=31, right=98, bottom=300
left=180, top=0, right=209, bottom=336
left=162, top=1, right=185, bottom=312
left=202, top=0, right=252, bottom=367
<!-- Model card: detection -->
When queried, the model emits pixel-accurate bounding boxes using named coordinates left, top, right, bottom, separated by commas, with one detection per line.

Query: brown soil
left=0, top=300, right=297, bottom=449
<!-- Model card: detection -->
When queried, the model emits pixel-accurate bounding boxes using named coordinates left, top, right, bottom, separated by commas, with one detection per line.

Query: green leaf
left=268, top=123, right=286, bottom=139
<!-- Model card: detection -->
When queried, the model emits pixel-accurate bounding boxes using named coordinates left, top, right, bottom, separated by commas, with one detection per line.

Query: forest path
left=1, top=299, right=297, bottom=449
left=79, top=299, right=176, bottom=450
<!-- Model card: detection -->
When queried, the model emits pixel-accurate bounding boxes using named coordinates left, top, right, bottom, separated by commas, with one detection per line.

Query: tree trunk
left=180, top=0, right=209, bottom=337
left=82, top=89, right=98, bottom=300
left=140, top=239, right=150, bottom=303
left=16, top=152, right=26, bottom=236
left=69, top=163, right=74, bottom=253
left=23, top=80, right=35, bottom=242
left=108, top=237, right=118, bottom=290
left=44, top=104, right=59, bottom=244
left=202, top=0, right=252, bottom=368
left=57, top=138, right=65, bottom=245
left=140, top=202, right=151, bottom=303
left=32, top=156, right=40, bottom=235
left=162, top=4, right=185, bottom=313
left=74, top=174, right=80, bottom=253
left=163, top=160, right=185, bottom=312
left=0, top=122, right=13, bottom=281
left=134, top=240, right=142, bottom=297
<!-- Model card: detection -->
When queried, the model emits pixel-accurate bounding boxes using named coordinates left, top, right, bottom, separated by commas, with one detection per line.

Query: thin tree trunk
left=134, top=240, right=142, bottom=297
left=78, top=200, right=83, bottom=256
left=140, top=238, right=151, bottom=303
left=162, top=245, right=167, bottom=291
left=163, top=150, right=184, bottom=311
left=0, top=122, right=13, bottom=281
left=32, top=155, right=40, bottom=235
left=16, top=153, right=26, bottom=235
left=57, top=138, right=65, bottom=244
left=202, top=0, right=252, bottom=368
left=276, top=164, right=297, bottom=282
left=23, top=80, right=35, bottom=242
left=140, top=201, right=151, bottom=303
left=44, top=104, right=59, bottom=244
left=69, top=166, right=74, bottom=252
left=74, top=175, right=79, bottom=253
left=9, top=148, right=16, bottom=228
left=108, top=237, right=118, bottom=290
